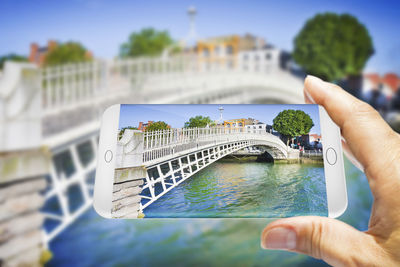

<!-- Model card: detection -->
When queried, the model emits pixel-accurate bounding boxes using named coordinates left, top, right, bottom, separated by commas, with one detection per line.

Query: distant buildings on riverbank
left=363, top=73, right=400, bottom=99
left=28, top=40, right=93, bottom=66
left=137, top=121, right=171, bottom=131
left=362, top=73, right=400, bottom=113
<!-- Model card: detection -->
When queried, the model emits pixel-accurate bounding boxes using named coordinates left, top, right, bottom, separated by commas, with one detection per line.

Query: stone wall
left=111, top=167, right=146, bottom=219
left=0, top=149, right=50, bottom=266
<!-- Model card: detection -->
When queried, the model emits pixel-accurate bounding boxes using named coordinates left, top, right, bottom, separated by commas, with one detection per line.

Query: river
left=47, top=158, right=372, bottom=266
left=145, top=161, right=327, bottom=218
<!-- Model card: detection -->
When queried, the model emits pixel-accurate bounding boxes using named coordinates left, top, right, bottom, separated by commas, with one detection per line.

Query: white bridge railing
left=117, top=126, right=289, bottom=168
left=0, top=52, right=304, bottom=245
left=40, top=56, right=239, bottom=115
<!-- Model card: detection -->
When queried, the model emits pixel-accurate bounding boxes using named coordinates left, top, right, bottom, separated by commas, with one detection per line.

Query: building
left=29, top=40, right=93, bottom=66
left=138, top=121, right=171, bottom=131
left=363, top=73, right=400, bottom=99
left=223, top=118, right=245, bottom=127
left=291, top=134, right=322, bottom=149
left=138, top=121, right=154, bottom=131
left=309, top=134, right=321, bottom=143
left=245, top=123, right=266, bottom=131
left=237, top=45, right=290, bottom=73
left=29, top=40, right=58, bottom=66
left=223, top=117, right=260, bottom=127
left=190, top=34, right=266, bottom=69
left=309, top=134, right=322, bottom=149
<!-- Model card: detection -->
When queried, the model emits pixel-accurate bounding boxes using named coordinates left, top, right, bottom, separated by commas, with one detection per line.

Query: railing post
left=0, top=62, right=50, bottom=265
left=0, top=62, right=42, bottom=151
left=116, top=129, right=144, bottom=168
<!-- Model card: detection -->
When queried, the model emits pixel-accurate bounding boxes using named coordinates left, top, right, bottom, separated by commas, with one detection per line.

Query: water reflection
left=145, top=161, right=327, bottom=217
left=47, top=158, right=370, bottom=266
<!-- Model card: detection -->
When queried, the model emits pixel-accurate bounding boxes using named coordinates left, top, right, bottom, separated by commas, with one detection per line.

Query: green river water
left=47, top=158, right=372, bottom=266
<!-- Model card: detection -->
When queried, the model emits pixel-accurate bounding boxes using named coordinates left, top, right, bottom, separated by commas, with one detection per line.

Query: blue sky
left=1, top=0, right=399, bottom=74
left=119, top=104, right=321, bottom=135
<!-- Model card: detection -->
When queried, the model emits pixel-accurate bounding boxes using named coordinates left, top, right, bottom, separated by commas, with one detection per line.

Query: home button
left=104, top=150, right=113, bottom=163
left=326, top=147, right=337, bottom=165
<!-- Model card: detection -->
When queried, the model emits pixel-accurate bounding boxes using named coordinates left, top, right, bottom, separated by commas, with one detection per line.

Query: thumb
left=261, top=216, right=384, bottom=266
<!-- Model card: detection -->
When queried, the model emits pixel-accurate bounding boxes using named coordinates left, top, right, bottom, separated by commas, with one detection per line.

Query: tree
left=145, top=121, right=169, bottom=132
left=0, top=54, right=28, bottom=70
left=293, top=13, right=374, bottom=81
left=118, top=126, right=138, bottom=140
left=272, top=110, right=314, bottom=146
left=44, top=42, right=91, bottom=66
left=120, top=28, right=174, bottom=58
left=184, top=116, right=215, bottom=128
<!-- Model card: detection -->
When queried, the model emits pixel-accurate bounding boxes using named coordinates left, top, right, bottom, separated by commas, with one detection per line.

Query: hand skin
left=260, top=75, right=400, bottom=266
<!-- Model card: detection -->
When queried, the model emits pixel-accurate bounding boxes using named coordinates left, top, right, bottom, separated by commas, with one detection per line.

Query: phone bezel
left=319, top=106, right=348, bottom=218
left=93, top=104, right=120, bottom=218
left=93, top=104, right=347, bottom=219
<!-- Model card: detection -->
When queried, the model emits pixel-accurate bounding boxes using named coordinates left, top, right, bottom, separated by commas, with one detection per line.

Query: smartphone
left=94, top=104, right=347, bottom=219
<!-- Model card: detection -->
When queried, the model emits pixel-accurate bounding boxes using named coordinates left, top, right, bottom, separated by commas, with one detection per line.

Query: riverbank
left=222, top=153, right=323, bottom=165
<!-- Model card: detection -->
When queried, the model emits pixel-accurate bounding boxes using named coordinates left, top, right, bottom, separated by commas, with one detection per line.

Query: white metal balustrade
left=115, top=126, right=297, bottom=213
left=0, top=53, right=304, bottom=246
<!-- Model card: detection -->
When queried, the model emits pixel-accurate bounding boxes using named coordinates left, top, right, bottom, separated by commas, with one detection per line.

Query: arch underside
left=166, top=86, right=304, bottom=105
left=140, top=139, right=287, bottom=211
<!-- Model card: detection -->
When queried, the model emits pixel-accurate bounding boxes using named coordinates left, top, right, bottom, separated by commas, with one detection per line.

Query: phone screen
left=112, top=104, right=327, bottom=218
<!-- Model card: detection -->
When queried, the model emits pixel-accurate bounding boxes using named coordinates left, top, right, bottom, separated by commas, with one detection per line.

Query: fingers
left=341, top=138, right=364, bottom=172
left=261, top=217, right=386, bottom=266
left=304, top=76, right=400, bottom=196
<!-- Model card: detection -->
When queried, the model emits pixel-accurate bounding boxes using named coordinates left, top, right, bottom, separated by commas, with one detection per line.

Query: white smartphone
left=94, top=104, right=347, bottom=219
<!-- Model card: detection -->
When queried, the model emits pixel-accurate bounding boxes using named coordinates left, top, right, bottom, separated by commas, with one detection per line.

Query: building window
left=203, top=48, right=209, bottom=57
left=265, top=53, right=271, bottom=60
left=226, top=45, right=233, bottom=55
left=243, top=54, right=248, bottom=60
left=214, top=46, right=220, bottom=56
left=254, top=55, right=260, bottom=61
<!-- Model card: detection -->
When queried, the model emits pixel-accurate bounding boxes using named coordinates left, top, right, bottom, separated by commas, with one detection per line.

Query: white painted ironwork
left=42, top=132, right=98, bottom=245
left=0, top=53, right=304, bottom=247
left=116, top=126, right=297, bottom=212
left=140, top=126, right=289, bottom=165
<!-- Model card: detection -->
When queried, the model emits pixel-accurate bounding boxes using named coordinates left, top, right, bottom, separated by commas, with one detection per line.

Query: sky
left=118, top=104, right=321, bottom=135
left=1, top=0, right=399, bottom=75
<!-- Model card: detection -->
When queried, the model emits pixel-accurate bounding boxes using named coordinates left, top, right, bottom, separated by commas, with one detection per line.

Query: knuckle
left=310, top=219, right=325, bottom=259
left=328, top=83, right=343, bottom=92
left=350, top=100, right=377, bottom=119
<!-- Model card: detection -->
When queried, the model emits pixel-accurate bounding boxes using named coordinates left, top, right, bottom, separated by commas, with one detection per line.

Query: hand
left=260, top=75, right=400, bottom=266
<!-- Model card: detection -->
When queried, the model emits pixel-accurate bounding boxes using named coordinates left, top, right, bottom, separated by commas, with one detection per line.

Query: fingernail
left=306, top=74, right=323, bottom=83
left=304, top=87, right=316, bottom=104
left=304, top=75, right=326, bottom=104
left=261, top=227, right=297, bottom=250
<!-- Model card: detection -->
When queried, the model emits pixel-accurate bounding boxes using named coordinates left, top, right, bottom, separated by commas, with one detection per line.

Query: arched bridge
left=113, top=127, right=299, bottom=218
left=0, top=54, right=304, bottom=246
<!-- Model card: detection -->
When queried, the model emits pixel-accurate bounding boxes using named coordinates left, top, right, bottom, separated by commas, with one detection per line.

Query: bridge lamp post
left=219, top=106, right=224, bottom=123
left=186, top=6, right=197, bottom=46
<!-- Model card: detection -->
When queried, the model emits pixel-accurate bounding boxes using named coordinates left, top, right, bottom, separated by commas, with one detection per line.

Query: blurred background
left=0, top=0, right=399, bottom=266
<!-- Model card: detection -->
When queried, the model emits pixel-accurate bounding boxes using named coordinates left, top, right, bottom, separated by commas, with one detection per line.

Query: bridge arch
left=0, top=56, right=306, bottom=237
left=112, top=127, right=299, bottom=218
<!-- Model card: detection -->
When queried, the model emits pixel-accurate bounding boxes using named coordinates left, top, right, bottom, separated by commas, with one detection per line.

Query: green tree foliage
left=118, top=126, right=138, bottom=140
left=145, top=121, right=169, bottom=132
left=0, top=54, right=28, bottom=70
left=120, top=28, right=173, bottom=58
left=272, top=110, right=314, bottom=146
left=293, top=13, right=374, bottom=81
left=184, top=116, right=215, bottom=128
left=45, top=42, right=91, bottom=66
